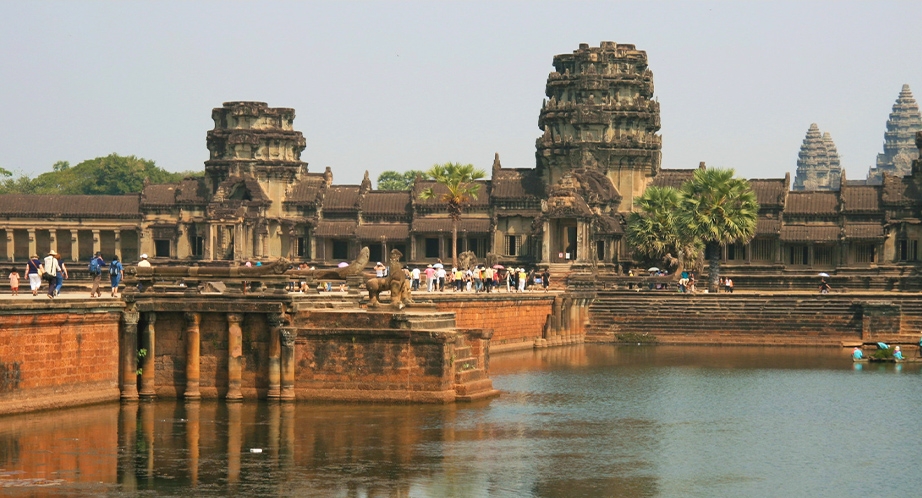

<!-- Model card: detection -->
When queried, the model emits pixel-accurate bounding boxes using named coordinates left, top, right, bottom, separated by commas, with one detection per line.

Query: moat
left=1, top=345, right=920, bottom=497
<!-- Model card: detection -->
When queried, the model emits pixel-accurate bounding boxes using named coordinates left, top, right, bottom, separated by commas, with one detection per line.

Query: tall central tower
left=536, top=42, right=661, bottom=211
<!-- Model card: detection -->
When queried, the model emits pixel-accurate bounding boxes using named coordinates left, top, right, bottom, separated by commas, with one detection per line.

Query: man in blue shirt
left=852, top=347, right=863, bottom=360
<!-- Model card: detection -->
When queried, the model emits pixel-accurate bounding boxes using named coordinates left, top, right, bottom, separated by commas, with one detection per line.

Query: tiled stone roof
left=314, top=220, right=357, bottom=237
left=785, top=192, right=838, bottom=215
left=175, top=178, right=208, bottom=204
left=780, top=224, right=840, bottom=242
left=355, top=223, right=409, bottom=240
left=844, top=223, right=885, bottom=240
left=362, top=191, right=411, bottom=216
left=750, top=179, right=787, bottom=208
left=491, top=169, right=544, bottom=199
left=412, top=217, right=491, bottom=233
left=323, top=186, right=361, bottom=211
left=841, top=185, right=881, bottom=212
left=0, top=194, right=139, bottom=217
left=649, top=169, right=695, bottom=189
left=285, top=174, right=325, bottom=206
left=756, top=218, right=781, bottom=235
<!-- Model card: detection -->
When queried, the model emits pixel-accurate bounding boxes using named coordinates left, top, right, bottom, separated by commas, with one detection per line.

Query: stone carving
left=365, top=248, right=412, bottom=309
left=457, top=251, right=478, bottom=270
left=792, top=123, right=841, bottom=191
left=364, top=277, right=389, bottom=307
left=867, top=84, right=922, bottom=184
left=280, top=329, right=295, bottom=348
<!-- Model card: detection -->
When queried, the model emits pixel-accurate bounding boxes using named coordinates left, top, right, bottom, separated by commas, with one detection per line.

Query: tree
left=377, top=169, right=428, bottom=190
left=676, top=167, right=759, bottom=293
left=418, top=162, right=486, bottom=267
left=625, top=186, right=700, bottom=272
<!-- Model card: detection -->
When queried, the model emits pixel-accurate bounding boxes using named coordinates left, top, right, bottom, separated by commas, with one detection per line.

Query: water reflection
left=0, top=345, right=920, bottom=496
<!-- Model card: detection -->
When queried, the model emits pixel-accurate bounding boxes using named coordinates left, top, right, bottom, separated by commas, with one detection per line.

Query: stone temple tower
left=792, top=123, right=841, bottom=191
left=866, top=84, right=922, bottom=184
left=536, top=42, right=662, bottom=211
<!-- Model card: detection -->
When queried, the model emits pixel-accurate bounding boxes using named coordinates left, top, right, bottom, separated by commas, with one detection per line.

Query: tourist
left=436, top=265, right=446, bottom=291
left=42, top=251, right=60, bottom=299
left=89, top=251, right=106, bottom=298
left=26, top=255, right=42, bottom=296
left=484, top=266, right=494, bottom=293
left=725, top=277, right=734, bottom=293
left=138, top=253, right=151, bottom=268
left=518, top=268, right=527, bottom=292
left=411, top=267, right=420, bottom=291
left=472, top=266, right=482, bottom=292
left=109, top=255, right=123, bottom=297
left=852, top=347, right=863, bottom=360
left=425, top=265, right=435, bottom=292
left=718, top=277, right=725, bottom=293
left=819, top=279, right=831, bottom=294
left=54, top=253, right=68, bottom=296
left=893, top=346, right=904, bottom=360
left=374, top=261, right=386, bottom=278
left=542, top=268, right=550, bottom=292
left=8, top=270, right=20, bottom=296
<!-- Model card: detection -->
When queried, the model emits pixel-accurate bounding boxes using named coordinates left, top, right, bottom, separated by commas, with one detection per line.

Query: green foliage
left=419, top=162, right=486, bottom=266
left=616, top=332, right=658, bottom=343
left=871, top=347, right=894, bottom=360
left=0, top=154, right=198, bottom=195
left=0, top=167, right=11, bottom=177
left=626, top=186, right=701, bottom=267
left=377, top=169, right=428, bottom=190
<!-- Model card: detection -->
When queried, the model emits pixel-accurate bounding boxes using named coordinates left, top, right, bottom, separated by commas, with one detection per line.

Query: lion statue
left=366, top=248, right=413, bottom=309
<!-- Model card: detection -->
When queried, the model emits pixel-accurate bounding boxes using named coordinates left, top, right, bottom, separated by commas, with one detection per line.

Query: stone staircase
left=451, top=333, right=499, bottom=402
left=542, top=263, right=573, bottom=290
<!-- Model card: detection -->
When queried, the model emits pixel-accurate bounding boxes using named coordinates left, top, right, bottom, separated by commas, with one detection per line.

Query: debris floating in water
left=249, top=448, right=263, bottom=453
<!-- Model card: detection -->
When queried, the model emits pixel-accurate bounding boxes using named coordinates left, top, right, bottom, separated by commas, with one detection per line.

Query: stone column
left=204, top=224, right=213, bottom=261
left=226, top=313, right=244, bottom=401
left=92, top=229, right=101, bottom=256
left=226, top=402, right=242, bottom=486
left=409, top=234, right=417, bottom=261
left=120, top=310, right=140, bottom=400
left=185, top=400, right=200, bottom=486
left=69, top=230, right=78, bottom=262
left=27, top=228, right=36, bottom=259
left=49, top=229, right=57, bottom=255
left=5, top=231, right=13, bottom=262
left=267, top=314, right=283, bottom=400
left=542, top=221, right=551, bottom=263
left=184, top=312, right=202, bottom=400
left=280, top=329, right=296, bottom=401
left=114, top=229, right=122, bottom=260
left=139, top=312, right=157, bottom=399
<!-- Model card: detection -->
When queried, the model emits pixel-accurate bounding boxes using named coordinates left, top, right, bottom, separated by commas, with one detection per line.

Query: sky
left=2, top=1, right=921, bottom=186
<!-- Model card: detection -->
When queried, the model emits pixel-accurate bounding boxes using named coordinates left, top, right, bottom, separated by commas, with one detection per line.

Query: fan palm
left=419, top=163, right=486, bottom=267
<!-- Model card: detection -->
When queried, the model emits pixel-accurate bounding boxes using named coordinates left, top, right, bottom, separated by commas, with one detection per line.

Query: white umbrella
left=818, top=272, right=830, bottom=278
left=433, top=263, right=444, bottom=269
left=647, top=267, right=660, bottom=272
left=337, top=262, right=349, bottom=268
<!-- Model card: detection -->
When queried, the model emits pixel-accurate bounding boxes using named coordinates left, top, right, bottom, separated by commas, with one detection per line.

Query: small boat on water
left=853, top=356, right=922, bottom=363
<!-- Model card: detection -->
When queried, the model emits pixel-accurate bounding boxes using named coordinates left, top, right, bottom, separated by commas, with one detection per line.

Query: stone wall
left=0, top=302, right=122, bottom=415
left=429, top=293, right=558, bottom=352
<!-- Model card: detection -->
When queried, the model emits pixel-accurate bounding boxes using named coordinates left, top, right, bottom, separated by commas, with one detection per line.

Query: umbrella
left=433, top=263, right=444, bottom=269
left=818, top=272, right=830, bottom=278
left=337, top=262, right=349, bottom=268
left=647, top=267, right=660, bottom=272
left=493, top=264, right=505, bottom=269
left=877, top=342, right=889, bottom=350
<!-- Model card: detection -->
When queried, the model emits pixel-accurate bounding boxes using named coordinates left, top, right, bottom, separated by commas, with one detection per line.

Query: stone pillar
left=69, top=230, right=78, bottom=262
left=542, top=221, right=551, bottom=263
left=226, top=402, right=242, bottom=486
left=185, top=400, right=200, bottom=486
left=114, top=229, right=122, bottom=260
left=92, top=229, right=101, bottom=256
left=267, top=314, right=283, bottom=400
left=5, top=231, right=13, bottom=262
left=27, top=228, right=36, bottom=259
left=139, top=312, right=156, bottom=399
left=204, top=224, right=213, bottom=261
left=226, top=313, right=244, bottom=401
left=410, top=235, right=417, bottom=261
left=120, top=310, right=140, bottom=400
left=184, top=312, right=201, bottom=400
left=280, top=329, right=296, bottom=401
left=49, top=229, right=57, bottom=255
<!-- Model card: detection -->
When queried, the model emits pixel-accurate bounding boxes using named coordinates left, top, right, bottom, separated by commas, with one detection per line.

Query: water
left=0, top=345, right=920, bottom=497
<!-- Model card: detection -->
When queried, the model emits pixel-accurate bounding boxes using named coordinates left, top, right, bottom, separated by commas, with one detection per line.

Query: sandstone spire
left=866, top=84, right=922, bottom=184
left=792, top=123, right=841, bottom=191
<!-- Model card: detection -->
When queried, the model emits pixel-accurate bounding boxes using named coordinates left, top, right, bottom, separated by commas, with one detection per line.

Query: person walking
left=26, top=254, right=42, bottom=296
left=109, top=255, right=124, bottom=297
left=9, top=270, right=20, bottom=296
left=54, top=253, right=68, bottom=296
left=542, top=268, right=550, bottom=292
left=88, top=251, right=106, bottom=298
left=42, top=250, right=60, bottom=299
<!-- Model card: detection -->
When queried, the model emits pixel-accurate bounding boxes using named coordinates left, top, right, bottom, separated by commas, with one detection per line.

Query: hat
left=95, top=251, right=102, bottom=256
left=48, top=250, right=57, bottom=256
left=140, top=254, right=148, bottom=259
left=377, top=262, right=382, bottom=265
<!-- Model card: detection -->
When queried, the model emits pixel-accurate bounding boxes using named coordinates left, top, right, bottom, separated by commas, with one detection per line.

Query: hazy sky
left=2, top=1, right=921, bottom=185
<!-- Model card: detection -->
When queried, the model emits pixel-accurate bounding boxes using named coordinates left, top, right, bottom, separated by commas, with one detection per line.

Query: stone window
left=596, top=240, right=605, bottom=261
left=425, top=238, right=439, bottom=259
left=898, top=239, right=917, bottom=262
left=297, top=237, right=306, bottom=258
left=813, top=245, right=835, bottom=267
left=154, top=239, right=171, bottom=258
left=853, top=243, right=876, bottom=264
left=788, top=245, right=808, bottom=265
left=505, top=235, right=519, bottom=256
left=332, top=240, right=349, bottom=261
left=192, top=237, right=204, bottom=258
left=726, top=243, right=746, bottom=261
left=750, top=239, right=774, bottom=262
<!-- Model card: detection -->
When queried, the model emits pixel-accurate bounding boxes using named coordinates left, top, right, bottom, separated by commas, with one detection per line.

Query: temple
left=866, top=84, right=922, bottom=185
left=792, top=124, right=841, bottom=191
left=2, top=43, right=922, bottom=280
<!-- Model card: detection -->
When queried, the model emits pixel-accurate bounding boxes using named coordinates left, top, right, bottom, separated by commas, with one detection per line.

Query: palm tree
left=677, top=167, right=759, bottom=293
left=626, top=186, right=697, bottom=269
left=419, top=163, right=486, bottom=268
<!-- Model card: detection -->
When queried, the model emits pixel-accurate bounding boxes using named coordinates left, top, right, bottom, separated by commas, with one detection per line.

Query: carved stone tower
left=792, top=123, right=841, bottom=191
left=536, top=42, right=661, bottom=211
left=867, top=84, right=922, bottom=184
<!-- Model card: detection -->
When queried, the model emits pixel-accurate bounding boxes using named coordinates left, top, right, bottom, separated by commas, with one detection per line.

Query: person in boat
left=852, top=347, right=864, bottom=360
left=893, top=346, right=904, bottom=360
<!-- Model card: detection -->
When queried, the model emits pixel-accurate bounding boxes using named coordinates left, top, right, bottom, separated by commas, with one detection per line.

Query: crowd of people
left=414, top=264, right=549, bottom=293
left=7, top=250, right=127, bottom=298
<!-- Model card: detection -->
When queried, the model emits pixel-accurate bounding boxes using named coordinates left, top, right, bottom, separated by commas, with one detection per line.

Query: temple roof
left=355, top=223, right=409, bottom=240
left=649, top=169, right=695, bottom=189
left=756, top=218, right=781, bottom=236
left=411, top=217, right=491, bottom=234
left=285, top=174, right=326, bottom=206
left=749, top=179, right=787, bottom=208
left=491, top=168, right=544, bottom=200
left=779, top=225, right=839, bottom=242
left=844, top=222, right=885, bottom=240
left=412, top=180, right=490, bottom=208
left=361, top=191, right=411, bottom=216
left=840, top=185, right=881, bottom=212
left=785, top=192, right=838, bottom=215
left=314, top=220, right=357, bottom=237
left=0, top=194, right=140, bottom=218
left=322, top=186, right=361, bottom=212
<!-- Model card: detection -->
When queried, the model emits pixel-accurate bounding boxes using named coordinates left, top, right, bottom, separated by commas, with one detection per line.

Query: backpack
left=109, top=262, right=119, bottom=276
left=88, top=258, right=100, bottom=275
